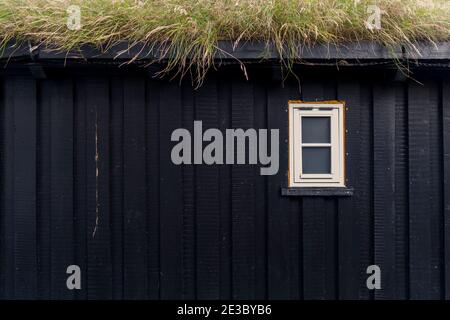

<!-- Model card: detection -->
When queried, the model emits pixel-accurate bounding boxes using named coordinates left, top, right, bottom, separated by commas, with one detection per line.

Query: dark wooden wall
left=0, top=65, right=449, bottom=299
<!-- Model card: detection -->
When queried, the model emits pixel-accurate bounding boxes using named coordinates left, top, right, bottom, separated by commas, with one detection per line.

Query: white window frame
left=289, top=101, right=345, bottom=188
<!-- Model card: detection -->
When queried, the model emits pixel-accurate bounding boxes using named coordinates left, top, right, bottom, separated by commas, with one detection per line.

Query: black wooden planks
left=73, top=78, right=88, bottom=299
left=266, top=80, right=299, bottom=299
left=231, top=80, right=257, bottom=299
left=408, top=80, right=442, bottom=299
left=2, top=77, right=38, bottom=299
left=85, top=77, right=112, bottom=299
left=427, top=81, right=444, bottom=299
left=443, top=79, right=450, bottom=299
left=373, top=83, right=396, bottom=299
left=253, top=80, right=268, bottom=299
left=39, top=78, right=74, bottom=299
left=110, top=76, right=125, bottom=299
left=336, top=81, right=361, bottom=299
left=180, top=81, right=195, bottom=299
left=146, top=79, right=161, bottom=299
left=2, top=78, right=15, bottom=299
left=356, top=83, right=374, bottom=300
left=13, top=77, right=38, bottom=299
left=0, top=68, right=448, bottom=300
left=123, top=76, right=148, bottom=299
left=195, top=77, right=221, bottom=299
left=218, top=78, right=232, bottom=299
left=394, top=83, right=409, bottom=299
left=159, top=80, right=183, bottom=299
left=37, top=80, right=51, bottom=300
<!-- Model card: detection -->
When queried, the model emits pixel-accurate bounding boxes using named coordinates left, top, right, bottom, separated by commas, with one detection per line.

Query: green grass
left=1, top=0, right=449, bottom=84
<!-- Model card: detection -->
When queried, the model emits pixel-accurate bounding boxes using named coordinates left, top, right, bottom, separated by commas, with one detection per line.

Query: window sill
left=281, top=187, right=354, bottom=197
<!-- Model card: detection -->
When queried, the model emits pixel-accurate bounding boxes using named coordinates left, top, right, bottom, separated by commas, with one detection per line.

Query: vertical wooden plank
left=408, top=80, right=440, bottom=299
left=218, top=77, right=232, bottom=299
left=427, top=81, right=444, bottom=299
left=2, top=78, right=15, bottom=299
left=38, top=81, right=52, bottom=299
left=194, top=78, right=221, bottom=299
left=0, top=79, right=3, bottom=299
left=159, top=81, right=183, bottom=299
left=47, top=79, right=74, bottom=299
left=288, top=197, right=301, bottom=300
left=37, top=81, right=51, bottom=299
left=373, top=83, right=396, bottom=299
left=86, top=77, right=112, bottom=299
left=253, top=80, right=268, bottom=299
left=357, top=83, right=374, bottom=300
left=394, top=83, right=409, bottom=299
left=302, top=196, right=329, bottom=299
left=123, top=76, right=147, bottom=299
left=14, top=77, right=37, bottom=299
left=336, top=81, right=360, bottom=299
left=110, top=76, right=124, bottom=299
left=266, top=81, right=296, bottom=299
left=231, top=80, right=256, bottom=299
left=443, top=79, right=450, bottom=299
left=180, top=81, right=195, bottom=299
left=73, top=78, right=88, bottom=300
left=1, top=77, right=38, bottom=299
left=146, top=79, right=161, bottom=299
left=195, top=77, right=221, bottom=299
left=0, top=78, right=4, bottom=299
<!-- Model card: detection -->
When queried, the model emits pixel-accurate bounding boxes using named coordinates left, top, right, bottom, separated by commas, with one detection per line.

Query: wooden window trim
left=288, top=101, right=346, bottom=188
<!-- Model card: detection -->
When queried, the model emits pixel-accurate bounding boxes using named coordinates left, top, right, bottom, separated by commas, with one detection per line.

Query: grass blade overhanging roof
left=0, top=0, right=449, bottom=85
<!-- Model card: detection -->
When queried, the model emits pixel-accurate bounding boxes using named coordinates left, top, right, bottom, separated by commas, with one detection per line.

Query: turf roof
left=1, top=0, right=449, bottom=83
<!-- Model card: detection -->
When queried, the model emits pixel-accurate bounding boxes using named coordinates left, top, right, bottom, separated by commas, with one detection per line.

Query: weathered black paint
left=0, top=59, right=450, bottom=300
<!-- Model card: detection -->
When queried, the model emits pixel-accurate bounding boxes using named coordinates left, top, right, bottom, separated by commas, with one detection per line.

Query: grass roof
left=1, top=0, right=449, bottom=84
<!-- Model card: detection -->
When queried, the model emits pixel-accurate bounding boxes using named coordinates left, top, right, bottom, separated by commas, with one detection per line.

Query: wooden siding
left=0, top=66, right=449, bottom=299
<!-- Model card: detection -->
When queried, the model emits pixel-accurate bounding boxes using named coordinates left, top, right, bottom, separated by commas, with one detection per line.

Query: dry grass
left=1, top=0, right=449, bottom=84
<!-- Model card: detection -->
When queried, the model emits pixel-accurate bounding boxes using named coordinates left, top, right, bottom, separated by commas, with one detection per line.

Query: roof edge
left=1, top=41, right=449, bottom=61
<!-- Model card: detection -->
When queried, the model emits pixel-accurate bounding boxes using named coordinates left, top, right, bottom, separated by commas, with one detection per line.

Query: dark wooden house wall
left=0, top=66, right=449, bottom=299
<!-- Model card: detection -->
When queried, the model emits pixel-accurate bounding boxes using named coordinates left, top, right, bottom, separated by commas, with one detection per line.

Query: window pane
left=302, top=117, right=330, bottom=143
left=302, top=147, right=331, bottom=174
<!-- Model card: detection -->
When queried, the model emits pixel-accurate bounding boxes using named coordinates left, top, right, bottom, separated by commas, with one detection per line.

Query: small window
left=289, top=101, right=345, bottom=187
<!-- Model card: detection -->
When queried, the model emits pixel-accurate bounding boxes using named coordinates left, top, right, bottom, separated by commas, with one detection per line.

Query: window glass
left=301, top=117, right=330, bottom=143
left=302, top=147, right=331, bottom=174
